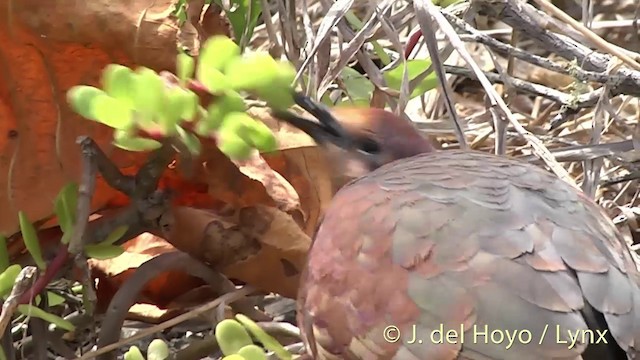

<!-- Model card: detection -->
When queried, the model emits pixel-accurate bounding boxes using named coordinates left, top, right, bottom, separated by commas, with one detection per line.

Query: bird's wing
left=298, top=150, right=640, bottom=360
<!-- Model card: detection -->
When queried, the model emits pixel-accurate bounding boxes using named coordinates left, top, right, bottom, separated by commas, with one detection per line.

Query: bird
left=271, top=93, right=640, bottom=360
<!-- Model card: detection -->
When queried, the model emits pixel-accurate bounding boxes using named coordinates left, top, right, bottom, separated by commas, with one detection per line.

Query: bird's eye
left=357, top=137, right=381, bottom=154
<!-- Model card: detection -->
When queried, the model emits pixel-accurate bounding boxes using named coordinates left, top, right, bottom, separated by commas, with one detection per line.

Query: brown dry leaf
left=163, top=205, right=312, bottom=299
left=248, top=107, right=337, bottom=235
left=90, top=233, right=211, bottom=316
left=0, top=0, right=230, bottom=236
left=232, top=152, right=301, bottom=215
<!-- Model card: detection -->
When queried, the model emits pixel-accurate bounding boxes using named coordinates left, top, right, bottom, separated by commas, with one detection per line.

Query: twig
left=474, top=0, right=640, bottom=97
left=0, top=266, right=37, bottom=334
left=531, top=0, right=640, bottom=71
left=73, top=286, right=256, bottom=360
left=446, top=63, right=604, bottom=107
left=413, top=0, right=468, bottom=149
left=96, top=252, right=269, bottom=360
left=420, top=0, right=578, bottom=188
left=443, top=13, right=618, bottom=86
left=16, top=138, right=175, bottom=309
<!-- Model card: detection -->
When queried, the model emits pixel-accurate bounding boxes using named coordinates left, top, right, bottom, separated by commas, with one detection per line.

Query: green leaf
left=225, top=53, right=281, bottom=91
left=0, top=235, right=9, bottom=273
left=383, top=59, right=439, bottom=99
left=162, top=88, right=198, bottom=131
left=113, top=130, right=163, bottom=152
left=226, top=56, right=295, bottom=109
left=54, top=183, right=79, bottom=244
left=215, top=319, right=254, bottom=355
left=177, top=52, right=195, bottom=82
left=17, top=304, right=75, bottom=331
left=435, top=0, right=464, bottom=6
left=102, top=64, right=136, bottom=107
left=92, top=93, right=135, bottom=129
left=212, top=0, right=262, bottom=48
left=180, top=90, right=199, bottom=121
left=255, top=84, right=294, bottom=110
left=100, top=225, right=129, bottom=246
left=217, top=130, right=253, bottom=160
left=124, top=346, right=145, bottom=360
left=147, top=339, right=170, bottom=360
left=199, top=35, right=241, bottom=72
left=340, top=67, right=374, bottom=105
left=199, top=91, right=247, bottom=135
left=236, top=314, right=291, bottom=360
left=222, top=356, right=245, bottom=360
left=222, top=112, right=276, bottom=152
left=66, top=86, right=106, bottom=121
left=0, top=264, right=22, bottom=298
left=198, top=67, right=231, bottom=94
left=132, top=67, right=167, bottom=118
left=18, top=212, right=46, bottom=270
left=46, top=291, right=66, bottom=307
left=238, top=345, right=267, bottom=360
left=84, top=244, right=125, bottom=260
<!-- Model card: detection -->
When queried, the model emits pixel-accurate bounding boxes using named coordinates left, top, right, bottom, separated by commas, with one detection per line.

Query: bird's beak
left=271, top=92, right=357, bottom=152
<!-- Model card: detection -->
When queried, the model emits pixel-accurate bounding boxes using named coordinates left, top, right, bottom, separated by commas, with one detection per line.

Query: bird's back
left=299, top=149, right=640, bottom=360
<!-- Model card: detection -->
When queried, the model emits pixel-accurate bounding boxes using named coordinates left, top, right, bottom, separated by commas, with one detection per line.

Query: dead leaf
left=163, top=205, right=311, bottom=298
left=232, top=152, right=301, bottom=216
left=90, top=233, right=209, bottom=313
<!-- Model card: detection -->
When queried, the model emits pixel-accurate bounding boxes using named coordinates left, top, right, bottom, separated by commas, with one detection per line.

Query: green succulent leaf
left=67, top=86, right=105, bottom=121
left=54, top=182, right=79, bottom=244
left=0, top=264, right=22, bottom=298
left=18, top=212, right=46, bottom=270
left=237, top=345, right=267, bottom=360
left=199, top=91, right=247, bottom=134
left=132, top=67, right=167, bottom=118
left=217, top=132, right=253, bottom=160
left=17, top=304, right=75, bottom=331
left=102, top=64, right=136, bottom=107
left=84, top=244, right=125, bottom=260
left=0, top=235, right=9, bottom=273
left=222, top=355, right=245, bottom=360
left=124, top=346, right=145, bottom=360
left=180, top=90, right=199, bottom=121
left=216, top=319, right=254, bottom=355
left=147, top=339, right=170, bottom=360
left=198, top=67, right=231, bottom=94
left=162, top=88, right=196, bottom=131
left=177, top=52, right=195, bottom=83
left=100, top=225, right=129, bottom=246
left=226, top=56, right=295, bottom=109
left=67, top=85, right=133, bottom=129
left=92, top=93, right=134, bottom=129
left=222, top=112, right=276, bottom=152
left=255, top=86, right=294, bottom=111
left=199, top=35, right=241, bottom=72
left=225, top=53, right=280, bottom=91
left=235, top=314, right=291, bottom=360
left=113, top=130, right=163, bottom=152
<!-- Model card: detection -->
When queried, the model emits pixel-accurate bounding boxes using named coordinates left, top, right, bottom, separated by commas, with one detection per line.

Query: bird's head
left=272, top=93, right=436, bottom=181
